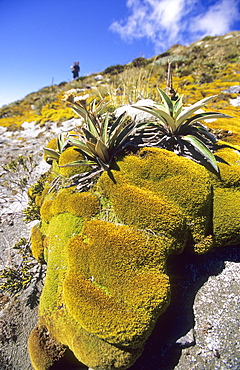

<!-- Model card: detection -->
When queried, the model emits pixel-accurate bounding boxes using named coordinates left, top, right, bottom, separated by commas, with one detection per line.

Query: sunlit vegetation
left=0, top=32, right=239, bottom=140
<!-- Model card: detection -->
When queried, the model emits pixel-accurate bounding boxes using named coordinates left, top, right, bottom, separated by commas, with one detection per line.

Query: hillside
left=0, top=31, right=239, bottom=145
left=0, top=31, right=240, bottom=370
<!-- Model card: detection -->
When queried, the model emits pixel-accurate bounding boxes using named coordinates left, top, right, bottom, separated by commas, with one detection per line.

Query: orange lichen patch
left=0, top=106, right=39, bottom=128
left=67, top=220, right=172, bottom=281
left=48, top=188, right=70, bottom=215
left=64, top=271, right=147, bottom=347
left=64, top=270, right=169, bottom=348
left=35, top=315, right=143, bottom=370
left=28, top=141, right=240, bottom=369
left=35, top=186, right=52, bottom=207
left=37, top=106, right=75, bottom=125
left=70, top=325, right=143, bottom=370
left=39, top=213, right=84, bottom=315
left=67, top=192, right=100, bottom=218
left=26, top=60, right=240, bottom=369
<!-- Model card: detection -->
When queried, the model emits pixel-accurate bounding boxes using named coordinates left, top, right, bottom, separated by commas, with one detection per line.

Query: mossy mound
left=28, top=325, right=66, bottom=370
left=99, top=147, right=213, bottom=253
left=210, top=142, right=240, bottom=188
left=30, top=225, right=45, bottom=263
left=59, top=146, right=91, bottom=177
left=64, top=220, right=171, bottom=347
left=28, top=143, right=240, bottom=370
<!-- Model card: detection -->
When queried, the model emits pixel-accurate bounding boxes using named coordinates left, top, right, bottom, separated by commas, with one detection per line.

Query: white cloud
left=190, top=0, right=240, bottom=36
left=110, top=0, right=240, bottom=52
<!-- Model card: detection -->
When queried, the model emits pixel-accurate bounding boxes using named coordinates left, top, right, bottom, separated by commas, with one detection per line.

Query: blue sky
left=0, top=0, right=239, bottom=108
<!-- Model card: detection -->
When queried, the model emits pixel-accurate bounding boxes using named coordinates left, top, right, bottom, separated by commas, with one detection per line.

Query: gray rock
left=223, top=85, right=240, bottom=94
left=230, top=96, right=240, bottom=107
left=176, top=328, right=195, bottom=348
left=128, top=247, right=240, bottom=370
left=94, top=74, right=103, bottom=81
left=114, top=99, right=156, bottom=123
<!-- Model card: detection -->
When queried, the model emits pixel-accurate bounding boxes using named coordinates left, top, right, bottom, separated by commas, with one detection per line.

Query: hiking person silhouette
left=71, top=61, right=80, bottom=80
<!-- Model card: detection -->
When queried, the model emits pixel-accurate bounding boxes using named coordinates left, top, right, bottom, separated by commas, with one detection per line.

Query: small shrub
left=201, top=35, right=216, bottom=41
left=132, top=57, right=148, bottom=68
left=157, top=52, right=171, bottom=59
left=103, top=64, right=125, bottom=75
left=225, top=53, right=239, bottom=62
left=198, top=73, right=213, bottom=84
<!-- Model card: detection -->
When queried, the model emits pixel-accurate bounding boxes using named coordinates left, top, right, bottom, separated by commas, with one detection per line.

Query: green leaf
left=68, top=137, right=95, bottom=158
left=57, top=133, right=65, bottom=153
left=59, top=160, right=96, bottom=167
left=96, top=157, right=110, bottom=171
left=94, top=101, right=110, bottom=116
left=136, top=120, right=155, bottom=130
left=43, top=148, right=60, bottom=161
left=86, top=115, right=99, bottom=138
left=101, top=112, right=109, bottom=145
left=173, top=96, right=183, bottom=119
left=186, top=112, right=232, bottom=125
left=189, top=123, right=218, bottom=143
left=132, top=105, right=170, bottom=127
left=71, top=105, right=88, bottom=120
left=109, top=112, right=126, bottom=136
left=150, top=105, right=177, bottom=131
left=176, top=95, right=217, bottom=127
left=182, top=135, right=219, bottom=173
left=157, top=88, right=173, bottom=115
left=91, top=99, right=96, bottom=113
left=114, top=121, right=136, bottom=149
left=95, top=139, right=110, bottom=162
left=82, top=127, right=98, bottom=144
left=109, top=115, right=129, bottom=145
left=85, top=141, right=99, bottom=157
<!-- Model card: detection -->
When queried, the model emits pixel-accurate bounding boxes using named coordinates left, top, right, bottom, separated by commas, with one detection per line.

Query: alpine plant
left=132, top=87, right=232, bottom=173
left=59, top=97, right=146, bottom=191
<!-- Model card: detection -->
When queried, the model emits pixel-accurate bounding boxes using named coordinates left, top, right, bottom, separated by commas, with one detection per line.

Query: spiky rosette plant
left=59, top=97, right=146, bottom=191
left=43, top=133, right=67, bottom=164
left=132, top=67, right=232, bottom=173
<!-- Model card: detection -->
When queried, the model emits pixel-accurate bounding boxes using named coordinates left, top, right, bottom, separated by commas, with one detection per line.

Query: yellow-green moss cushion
left=29, top=143, right=240, bottom=370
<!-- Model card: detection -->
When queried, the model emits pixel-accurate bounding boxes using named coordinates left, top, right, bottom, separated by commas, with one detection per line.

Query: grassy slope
left=0, top=31, right=239, bottom=143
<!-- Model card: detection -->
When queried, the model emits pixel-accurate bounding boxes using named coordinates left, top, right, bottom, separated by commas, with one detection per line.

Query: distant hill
left=0, top=30, right=239, bottom=144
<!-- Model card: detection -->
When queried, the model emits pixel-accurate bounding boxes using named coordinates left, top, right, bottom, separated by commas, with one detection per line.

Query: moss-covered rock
left=213, top=187, right=240, bottom=247
left=64, top=220, right=171, bottom=347
left=99, top=148, right=213, bottom=253
left=58, top=146, right=91, bottom=177
left=28, top=142, right=240, bottom=370
left=210, top=144, right=240, bottom=188
left=28, top=325, right=65, bottom=370
left=30, top=225, right=45, bottom=263
left=51, top=188, right=100, bottom=218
